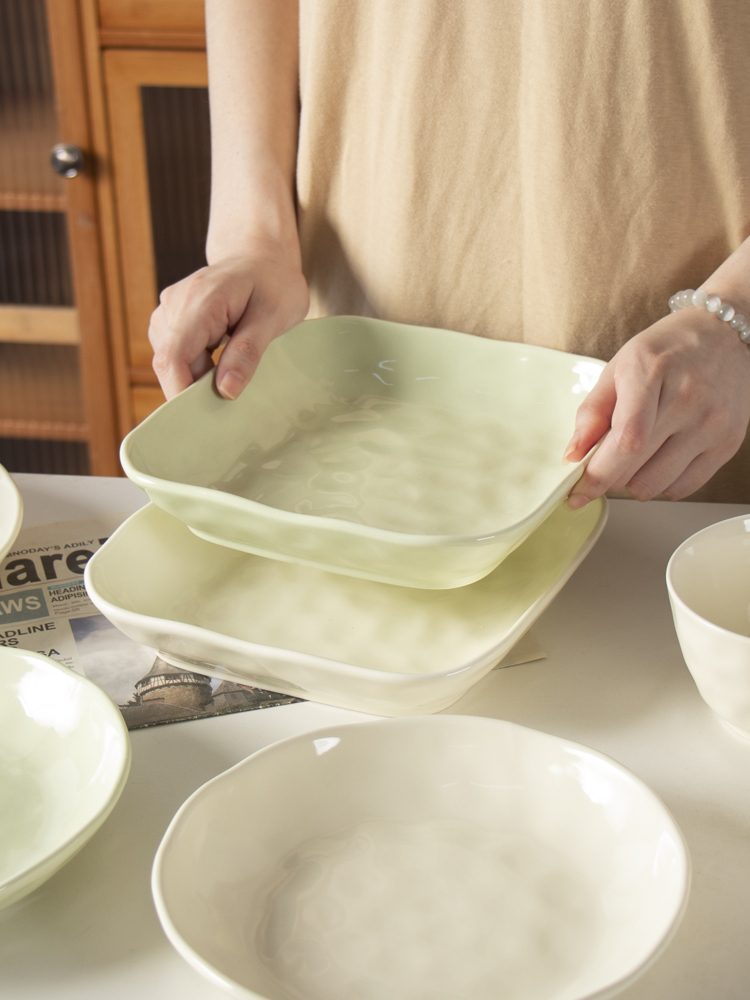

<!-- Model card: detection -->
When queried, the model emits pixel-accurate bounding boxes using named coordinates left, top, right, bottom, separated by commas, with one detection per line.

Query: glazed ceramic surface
left=667, top=513, right=750, bottom=740
left=0, top=463, right=23, bottom=563
left=0, top=647, right=131, bottom=910
left=85, top=497, right=607, bottom=716
left=121, top=317, right=604, bottom=588
left=152, top=715, right=689, bottom=1000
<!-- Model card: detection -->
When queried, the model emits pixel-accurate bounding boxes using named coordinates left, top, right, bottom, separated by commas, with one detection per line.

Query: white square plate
left=85, top=497, right=607, bottom=716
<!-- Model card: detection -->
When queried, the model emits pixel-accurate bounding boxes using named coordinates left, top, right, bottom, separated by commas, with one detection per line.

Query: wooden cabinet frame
left=103, top=49, right=207, bottom=377
left=78, top=0, right=207, bottom=436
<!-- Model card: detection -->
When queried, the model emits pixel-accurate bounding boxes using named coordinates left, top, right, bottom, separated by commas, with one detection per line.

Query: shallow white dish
left=667, top=514, right=750, bottom=740
left=0, top=463, right=23, bottom=563
left=85, top=497, right=607, bottom=716
left=121, top=316, right=604, bottom=588
left=0, top=647, right=131, bottom=910
left=152, top=715, right=689, bottom=1000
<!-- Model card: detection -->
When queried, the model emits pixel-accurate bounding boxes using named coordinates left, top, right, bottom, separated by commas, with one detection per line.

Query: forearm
left=205, top=0, right=301, bottom=265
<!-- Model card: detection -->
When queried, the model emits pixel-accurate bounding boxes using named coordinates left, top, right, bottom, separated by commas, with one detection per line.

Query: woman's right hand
left=148, top=249, right=309, bottom=400
left=151, top=1, right=305, bottom=400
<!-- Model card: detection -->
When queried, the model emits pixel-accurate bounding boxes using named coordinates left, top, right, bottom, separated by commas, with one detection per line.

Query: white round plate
left=0, top=647, right=131, bottom=910
left=153, top=715, right=689, bottom=1000
left=0, top=463, right=23, bottom=564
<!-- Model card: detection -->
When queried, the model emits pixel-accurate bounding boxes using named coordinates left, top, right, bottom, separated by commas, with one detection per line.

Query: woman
left=148, top=0, right=750, bottom=506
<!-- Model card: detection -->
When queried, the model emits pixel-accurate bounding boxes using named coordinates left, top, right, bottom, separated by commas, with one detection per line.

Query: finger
left=567, top=355, right=665, bottom=507
left=620, top=378, right=748, bottom=501
left=655, top=424, right=745, bottom=500
left=153, top=334, right=217, bottom=398
left=189, top=348, right=216, bottom=383
left=214, top=297, right=290, bottom=400
left=151, top=329, right=203, bottom=399
left=608, top=357, right=664, bottom=457
left=617, top=429, right=706, bottom=501
left=150, top=270, right=251, bottom=398
left=661, top=450, right=727, bottom=501
left=148, top=307, right=203, bottom=399
left=567, top=410, right=667, bottom=508
left=565, top=429, right=658, bottom=509
left=564, top=365, right=616, bottom=462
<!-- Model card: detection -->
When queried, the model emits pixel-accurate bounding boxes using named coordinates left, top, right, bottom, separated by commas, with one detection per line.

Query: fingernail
left=565, top=493, right=588, bottom=511
left=563, top=432, right=580, bottom=465
left=217, top=370, right=243, bottom=400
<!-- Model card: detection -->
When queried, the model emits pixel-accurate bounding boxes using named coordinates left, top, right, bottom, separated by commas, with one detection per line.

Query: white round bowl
left=667, top=513, right=750, bottom=739
left=153, top=716, right=689, bottom=1000
left=0, top=647, right=131, bottom=910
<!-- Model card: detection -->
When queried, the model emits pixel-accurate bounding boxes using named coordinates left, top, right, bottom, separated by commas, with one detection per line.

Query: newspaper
left=0, top=511, right=300, bottom=730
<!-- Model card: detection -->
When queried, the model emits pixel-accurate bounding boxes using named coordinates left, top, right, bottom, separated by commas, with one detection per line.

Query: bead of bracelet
left=669, top=289, right=750, bottom=344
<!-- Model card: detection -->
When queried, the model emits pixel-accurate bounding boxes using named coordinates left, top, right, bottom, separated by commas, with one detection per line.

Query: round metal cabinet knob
left=50, top=143, right=85, bottom=178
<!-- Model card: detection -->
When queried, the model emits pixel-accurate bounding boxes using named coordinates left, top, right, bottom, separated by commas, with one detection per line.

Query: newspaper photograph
left=0, top=511, right=300, bottom=729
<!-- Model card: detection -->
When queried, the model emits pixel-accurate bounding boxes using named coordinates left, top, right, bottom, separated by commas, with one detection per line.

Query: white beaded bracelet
left=669, top=289, right=750, bottom=344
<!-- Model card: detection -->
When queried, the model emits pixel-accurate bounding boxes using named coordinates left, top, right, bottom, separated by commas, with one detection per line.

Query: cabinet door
left=0, top=0, right=120, bottom=474
left=103, top=49, right=210, bottom=425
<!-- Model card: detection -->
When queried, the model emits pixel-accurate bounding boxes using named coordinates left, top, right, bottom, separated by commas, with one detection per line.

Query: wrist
left=670, top=288, right=750, bottom=343
left=696, top=234, right=750, bottom=321
left=206, top=166, right=301, bottom=268
left=696, top=284, right=750, bottom=328
left=205, top=233, right=302, bottom=271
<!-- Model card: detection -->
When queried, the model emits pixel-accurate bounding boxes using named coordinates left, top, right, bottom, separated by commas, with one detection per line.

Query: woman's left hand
left=564, top=306, right=750, bottom=507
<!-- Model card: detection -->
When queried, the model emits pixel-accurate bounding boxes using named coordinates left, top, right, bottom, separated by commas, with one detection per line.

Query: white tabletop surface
left=1, top=474, right=749, bottom=1000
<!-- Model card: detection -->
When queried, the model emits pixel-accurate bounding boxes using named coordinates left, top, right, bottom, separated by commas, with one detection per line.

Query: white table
left=2, top=474, right=749, bottom=1000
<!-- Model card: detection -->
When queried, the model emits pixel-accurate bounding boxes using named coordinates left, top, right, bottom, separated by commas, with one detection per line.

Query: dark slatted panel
left=0, top=342, right=85, bottom=423
left=0, top=0, right=55, bottom=102
left=0, top=437, right=89, bottom=475
left=0, top=0, right=64, bottom=208
left=0, top=210, right=73, bottom=305
left=141, top=85, right=212, bottom=293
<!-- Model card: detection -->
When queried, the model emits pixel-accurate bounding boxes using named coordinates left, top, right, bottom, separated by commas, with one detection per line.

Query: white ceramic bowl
left=85, top=497, right=607, bottom=716
left=667, top=513, right=750, bottom=740
left=0, top=647, right=131, bottom=910
left=153, top=715, right=689, bottom=1000
left=0, top=463, right=23, bottom=563
left=121, top=317, right=604, bottom=589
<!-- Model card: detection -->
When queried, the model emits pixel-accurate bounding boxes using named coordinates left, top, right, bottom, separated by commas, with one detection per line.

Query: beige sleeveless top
left=297, top=1, right=750, bottom=502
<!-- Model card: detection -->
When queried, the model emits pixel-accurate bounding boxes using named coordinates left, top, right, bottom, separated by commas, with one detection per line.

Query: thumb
left=214, top=310, right=280, bottom=400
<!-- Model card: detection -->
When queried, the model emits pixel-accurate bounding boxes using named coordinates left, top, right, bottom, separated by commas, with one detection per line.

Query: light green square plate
left=121, top=317, right=604, bottom=589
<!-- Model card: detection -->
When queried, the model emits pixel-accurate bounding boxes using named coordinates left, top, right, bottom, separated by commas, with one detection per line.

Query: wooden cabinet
left=101, top=46, right=209, bottom=423
left=0, top=0, right=209, bottom=474
left=0, top=0, right=119, bottom=474
left=81, top=0, right=210, bottom=444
